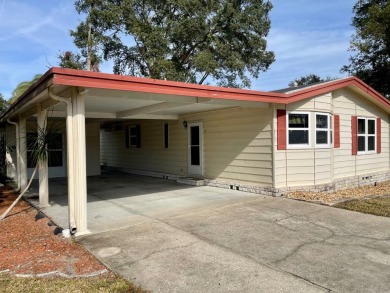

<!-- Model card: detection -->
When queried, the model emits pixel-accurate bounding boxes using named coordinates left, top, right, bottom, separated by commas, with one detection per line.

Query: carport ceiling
left=48, top=86, right=270, bottom=120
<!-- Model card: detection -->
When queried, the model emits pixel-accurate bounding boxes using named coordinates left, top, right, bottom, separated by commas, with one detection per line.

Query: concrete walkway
left=30, top=173, right=390, bottom=292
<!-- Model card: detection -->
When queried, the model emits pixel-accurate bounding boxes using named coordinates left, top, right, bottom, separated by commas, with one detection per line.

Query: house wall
left=5, top=120, right=100, bottom=181
left=333, top=89, right=389, bottom=178
left=101, top=120, right=187, bottom=176
left=100, top=107, right=273, bottom=186
left=275, top=89, right=390, bottom=190
left=86, top=123, right=101, bottom=176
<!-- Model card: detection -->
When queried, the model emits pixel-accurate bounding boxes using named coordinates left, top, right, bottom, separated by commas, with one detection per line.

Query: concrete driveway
left=66, top=175, right=390, bottom=292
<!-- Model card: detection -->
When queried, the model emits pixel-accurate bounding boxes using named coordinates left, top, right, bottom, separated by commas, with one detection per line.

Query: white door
left=188, top=122, right=203, bottom=176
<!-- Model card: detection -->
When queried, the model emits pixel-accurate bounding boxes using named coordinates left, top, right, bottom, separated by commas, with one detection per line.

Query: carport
left=27, top=171, right=259, bottom=234
left=2, top=67, right=274, bottom=235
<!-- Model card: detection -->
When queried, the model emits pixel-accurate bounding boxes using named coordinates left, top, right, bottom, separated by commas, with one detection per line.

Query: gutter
left=47, top=88, right=77, bottom=234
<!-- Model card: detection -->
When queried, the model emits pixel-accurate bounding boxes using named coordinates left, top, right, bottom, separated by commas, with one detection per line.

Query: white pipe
left=48, top=88, right=77, bottom=233
left=7, top=119, right=21, bottom=192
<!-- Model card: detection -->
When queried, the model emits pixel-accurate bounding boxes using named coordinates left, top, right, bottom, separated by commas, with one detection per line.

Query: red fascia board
left=51, top=67, right=287, bottom=103
left=0, top=69, right=55, bottom=120
left=4, top=67, right=390, bottom=121
left=285, top=77, right=390, bottom=108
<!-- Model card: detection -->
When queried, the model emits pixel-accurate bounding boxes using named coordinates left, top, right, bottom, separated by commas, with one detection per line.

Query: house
left=2, top=67, right=389, bottom=235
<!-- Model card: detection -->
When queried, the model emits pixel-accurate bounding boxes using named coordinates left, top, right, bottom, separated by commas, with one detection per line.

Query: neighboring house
left=2, top=68, right=389, bottom=235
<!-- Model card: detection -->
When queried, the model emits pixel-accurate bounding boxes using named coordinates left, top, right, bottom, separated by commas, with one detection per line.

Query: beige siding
left=183, top=107, right=273, bottom=185
left=101, top=107, right=273, bottom=185
left=333, top=88, right=389, bottom=178
left=275, top=93, right=334, bottom=187
left=86, top=123, right=101, bottom=176
left=275, top=89, right=390, bottom=188
left=101, top=120, right=187, bottom=176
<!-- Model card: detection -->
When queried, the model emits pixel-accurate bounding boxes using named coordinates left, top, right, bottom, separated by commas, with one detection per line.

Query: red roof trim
left=3, top=67, right=390, bottom=120
left=50, top=68, right=390, bottom=109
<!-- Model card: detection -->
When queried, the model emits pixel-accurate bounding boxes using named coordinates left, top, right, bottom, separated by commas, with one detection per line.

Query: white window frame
left=315, top=113, right=332, bottom=148
left=287, top=111, right=311, bottom=148
left=357, top=117, right=376, bottom=155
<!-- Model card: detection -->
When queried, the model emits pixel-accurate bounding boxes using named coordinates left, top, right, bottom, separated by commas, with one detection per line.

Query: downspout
left=48, top=88, right=77, bottom=234
left=7, top=119, right=21, bottom=192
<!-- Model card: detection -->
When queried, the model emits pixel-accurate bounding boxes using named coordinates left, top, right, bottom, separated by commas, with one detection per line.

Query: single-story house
left=2, top=67, right=389, bottom=235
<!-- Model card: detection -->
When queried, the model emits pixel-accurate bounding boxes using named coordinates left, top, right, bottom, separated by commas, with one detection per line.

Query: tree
left=71, top=0, right=275, bottom=88
left=341, top=0, right=390, bottom=98
left=0, top=93, right=9, bottom=116
left=288, top=74, right=336, bottom=87
left=9, top=74, right=42, bottom=104
left=59, top=1, right=101, bottom=71
left=58, top=51, right=84, bottom=70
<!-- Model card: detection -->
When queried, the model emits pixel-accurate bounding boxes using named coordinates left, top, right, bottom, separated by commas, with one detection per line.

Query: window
left=129, top=126, right=138, bottom=147
left=315, top=113, right=332, bottom=147
left=287, top=112, right=310, bottom=147
left=164, top=123, right=169, bottom=148
left=357, top=117, right=376, bottom=153
left=27, top=133, right=63, bottom=168
left=126, top=125, right=141, bottom=148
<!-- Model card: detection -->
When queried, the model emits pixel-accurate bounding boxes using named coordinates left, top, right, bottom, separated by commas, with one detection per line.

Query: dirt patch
left=0, top=187, right=110, bottom=277
left=286, top=180, right=390, bottom=205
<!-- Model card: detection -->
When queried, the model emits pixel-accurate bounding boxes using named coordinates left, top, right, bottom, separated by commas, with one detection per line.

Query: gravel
left=286, top=180, right=390, bottom=205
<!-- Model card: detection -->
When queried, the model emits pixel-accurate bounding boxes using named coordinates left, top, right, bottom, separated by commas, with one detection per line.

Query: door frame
left=187, top=121, right=203, bottom=176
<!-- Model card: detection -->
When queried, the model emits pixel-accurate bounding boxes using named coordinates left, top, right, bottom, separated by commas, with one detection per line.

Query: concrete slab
left=79, top=195, right=390, bottom=292
left=28, top=172, right=390, bottom=292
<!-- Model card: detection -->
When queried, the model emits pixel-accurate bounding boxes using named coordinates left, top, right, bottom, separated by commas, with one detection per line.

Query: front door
left=188, top=122, right=203, bottom=176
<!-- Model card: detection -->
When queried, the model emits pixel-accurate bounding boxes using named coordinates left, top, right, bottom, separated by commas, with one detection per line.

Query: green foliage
left=58, top=51, right=84, bottom=70
left=26, top=119, right=64, bottom=168
left=59, top=0, right=101, bottom=71
left=288, top=74, right=336, bottom=87
left=9, top=74, right=42, bottom=104
left=342, top=0, right=390, bottom=98
left=0, top=93, right=9, bottom=116
left=71, top=0, right=275, bottom=88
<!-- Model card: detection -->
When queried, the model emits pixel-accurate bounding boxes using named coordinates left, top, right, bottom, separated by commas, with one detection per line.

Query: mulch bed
left=0, top=186, right=112, bottom=277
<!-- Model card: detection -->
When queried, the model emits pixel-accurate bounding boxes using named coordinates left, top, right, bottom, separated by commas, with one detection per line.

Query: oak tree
left=342, top=0, right=390, bottom=98
left=71, top=0, right=275, bottom=88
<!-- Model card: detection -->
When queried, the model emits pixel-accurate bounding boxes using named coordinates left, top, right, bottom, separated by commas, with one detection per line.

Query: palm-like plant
left=9, top=74, right=42, bottom=104
left=0, top=117, right=63, bottom=220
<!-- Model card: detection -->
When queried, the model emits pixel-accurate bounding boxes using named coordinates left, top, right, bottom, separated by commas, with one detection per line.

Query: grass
left=0, top=275, right=146, bottom=293
left=334, top=196, right=390, bottom=217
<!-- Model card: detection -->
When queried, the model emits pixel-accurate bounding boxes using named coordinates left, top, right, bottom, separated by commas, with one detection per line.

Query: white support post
left=36, top=104, right=49, bottom=207
left=71, top=91, right=89, bottom=235
left=18, top=115, right=27, bottom=191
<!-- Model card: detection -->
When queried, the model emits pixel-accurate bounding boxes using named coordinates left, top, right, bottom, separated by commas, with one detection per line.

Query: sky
left=0, top=0, right=357, bottom=100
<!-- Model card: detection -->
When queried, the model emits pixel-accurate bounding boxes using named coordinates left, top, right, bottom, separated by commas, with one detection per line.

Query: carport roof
left=2, top=67, right=390, bottom=121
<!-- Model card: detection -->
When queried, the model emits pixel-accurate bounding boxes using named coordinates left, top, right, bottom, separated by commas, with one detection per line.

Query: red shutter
left=377, top=118, right=381, bottom=154
left=334, top=115, right=340, bottom=148
left=277, top=109, right=287, bottom=150
left=351, top=116, right=357, bottom=155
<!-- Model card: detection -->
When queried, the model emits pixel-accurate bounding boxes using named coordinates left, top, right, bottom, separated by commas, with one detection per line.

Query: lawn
left=334, top=196, right=390, bottom=217
left=0, top=276, right=144, bottom=293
